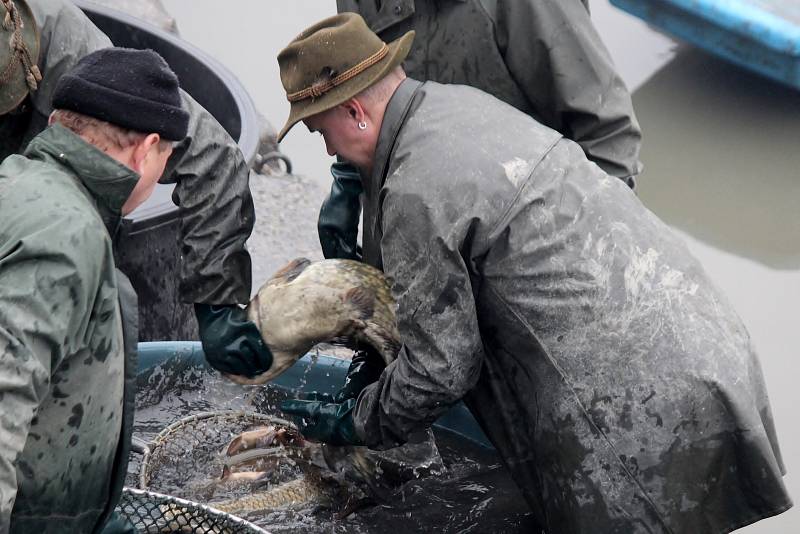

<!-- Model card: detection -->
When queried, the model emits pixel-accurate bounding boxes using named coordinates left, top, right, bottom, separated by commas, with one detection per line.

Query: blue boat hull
left=611, top=0, right=800, bottom=90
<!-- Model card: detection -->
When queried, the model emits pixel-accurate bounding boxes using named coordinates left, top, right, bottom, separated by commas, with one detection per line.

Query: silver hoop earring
left=358, top=121, right=367, bottom=130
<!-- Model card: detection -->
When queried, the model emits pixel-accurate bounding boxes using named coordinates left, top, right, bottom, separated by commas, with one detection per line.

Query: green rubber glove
left=318, top=161, right=363, bottom=260
left=334, top=346, right=385, bottom=402
left=300, top=346, right=384, bottom=404
left=280, top=397, right=362, bottom=446
left=194, top=303, right=273, bottom=378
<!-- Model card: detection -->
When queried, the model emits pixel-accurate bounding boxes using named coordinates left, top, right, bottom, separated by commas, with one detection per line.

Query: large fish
left=225, top=258, right=400, bottom=385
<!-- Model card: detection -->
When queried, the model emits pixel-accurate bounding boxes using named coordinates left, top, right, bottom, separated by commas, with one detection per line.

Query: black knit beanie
left=52, top=47, right=189, bottom=141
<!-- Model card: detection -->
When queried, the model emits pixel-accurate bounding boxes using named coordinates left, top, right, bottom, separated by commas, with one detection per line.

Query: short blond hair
left=355, top=66, right=406, bottom=106
left=50, top=109, right=172, bottom=153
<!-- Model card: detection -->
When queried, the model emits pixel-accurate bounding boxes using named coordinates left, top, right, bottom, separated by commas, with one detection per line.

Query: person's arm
left=494, top=0, right=642, bottom=181
left=30, top=1, right=255, bottom=307
left=160, top=90, right=255, bottom=306
left=0, top=220, right=100, bottom=532
left=353, top=193, right=485, bottom=448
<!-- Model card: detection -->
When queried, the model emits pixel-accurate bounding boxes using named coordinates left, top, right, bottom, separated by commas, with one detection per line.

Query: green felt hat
left=277, top=12, right=414, bottom=142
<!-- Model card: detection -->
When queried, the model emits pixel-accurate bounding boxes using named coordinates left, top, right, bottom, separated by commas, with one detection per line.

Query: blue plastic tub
left=136, top=342, right=493, bottom=449
left=610, top=0, right=800, bottom=90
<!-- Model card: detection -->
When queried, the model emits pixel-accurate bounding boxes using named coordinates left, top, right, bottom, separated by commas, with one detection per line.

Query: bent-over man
left=277, top=14, right=792, bottom=533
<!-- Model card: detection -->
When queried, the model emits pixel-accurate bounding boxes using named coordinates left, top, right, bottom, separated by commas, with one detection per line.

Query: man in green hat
left=0, top=46, right=186, bottom=534
left=0, top=0, right=274, bottom=382
left=317, top=0, right=642, bottom=261
left=277, top=13, right=792, bottom=533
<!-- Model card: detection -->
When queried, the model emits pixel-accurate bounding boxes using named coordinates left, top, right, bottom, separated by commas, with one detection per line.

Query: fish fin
left=344, top=286, right=375, bottom=321
left=267, top=257, right=311, bottom=285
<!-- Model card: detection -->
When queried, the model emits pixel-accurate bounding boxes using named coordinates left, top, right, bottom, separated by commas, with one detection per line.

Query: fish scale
left=210, top=477, right=325, bottom=515
left=228, top=258, right=400, bottom=385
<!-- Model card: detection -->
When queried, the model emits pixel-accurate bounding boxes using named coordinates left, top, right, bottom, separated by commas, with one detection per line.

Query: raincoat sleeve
left=494, top=0, right=642, bottom=179
left=0, top=219, right=103, bottom=532
left=30, top=1, right=254, bottom=305
left=27, top=0, right=112, bottom=131
left=158, top=91, right=255, bottom=305
left=353, top=194, right=485, bottom=448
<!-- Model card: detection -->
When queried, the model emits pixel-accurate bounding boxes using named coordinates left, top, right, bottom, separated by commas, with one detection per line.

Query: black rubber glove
left=318, top=161, right=363, bottom=260
left=280, top=397, right=362, bottom=446
left=194, top=303, right=273, bottom=378
left=334, top=346, right=385, bottom=403
left=300, top=346, right=384, bottom=404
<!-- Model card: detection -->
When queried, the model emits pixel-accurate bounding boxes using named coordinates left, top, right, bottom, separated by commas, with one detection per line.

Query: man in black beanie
left=0, top=0, right=274, bottom=396
left=0, top=46, right=188, bottom=534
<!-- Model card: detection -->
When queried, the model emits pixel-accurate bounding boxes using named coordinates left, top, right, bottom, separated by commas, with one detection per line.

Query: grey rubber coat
left=337, top=0, right=642, bottom=180
left=0, top=125, right=140, bottom=534
left=0, top=0, right=254, bottom=305
left=354, top=79, right=792, bottom=533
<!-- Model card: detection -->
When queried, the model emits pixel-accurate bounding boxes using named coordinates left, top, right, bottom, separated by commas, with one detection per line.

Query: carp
left=226, top=258, right=400, bottom=385
left=203, top=422, right=333, bottom=517
left=210, top=477, right=324, bottom=515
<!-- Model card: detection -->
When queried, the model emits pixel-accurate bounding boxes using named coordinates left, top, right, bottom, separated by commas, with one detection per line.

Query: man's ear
left=342, top=98, right=366, bottom=124
left=131, top=133, right=161, bottom=174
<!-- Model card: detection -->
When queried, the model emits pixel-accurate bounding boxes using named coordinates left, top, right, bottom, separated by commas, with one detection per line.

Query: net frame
left=115, top=486, right=270, bottom=533
left=139, top=410, right=297, bottom=490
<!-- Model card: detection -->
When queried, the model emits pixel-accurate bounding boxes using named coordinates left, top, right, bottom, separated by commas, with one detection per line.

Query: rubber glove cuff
left=280, top=397, right=362, bottom=446
left=334, top=346, right=384, bottom=403
left=318, top=161, right=363, bottom=260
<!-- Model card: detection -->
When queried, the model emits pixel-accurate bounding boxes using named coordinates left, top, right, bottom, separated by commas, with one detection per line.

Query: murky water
left=152, top=1, right=799, bottom=531
left=129, top=364, right=533, bottom=533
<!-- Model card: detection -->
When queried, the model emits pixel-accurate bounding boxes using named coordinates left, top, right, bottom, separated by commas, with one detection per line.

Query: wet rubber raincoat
left=0, top=0, right=254, bottom=305
left=337, top=0, right=642, bottom=180
left=0, top=125, right=140, bottom=533
left=353, top=79, right=792, bottom=533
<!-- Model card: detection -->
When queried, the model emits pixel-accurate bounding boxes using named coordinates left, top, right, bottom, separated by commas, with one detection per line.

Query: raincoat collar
left=367, top=77, right=422, bottom=197
left=23, top=123, right=139, bottom=235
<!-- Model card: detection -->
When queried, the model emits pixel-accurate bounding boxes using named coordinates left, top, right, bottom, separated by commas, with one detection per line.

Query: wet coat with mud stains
left=0, top=125, right=139, bottom=534
left=353, top=79, right=792, bottom=533
left=0, top=0, right=254, bottom=305
left=337, top=0, right=642, bottom=181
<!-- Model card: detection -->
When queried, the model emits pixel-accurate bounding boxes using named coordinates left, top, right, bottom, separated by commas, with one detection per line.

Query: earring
left=358, top=121, right=367, bottom=130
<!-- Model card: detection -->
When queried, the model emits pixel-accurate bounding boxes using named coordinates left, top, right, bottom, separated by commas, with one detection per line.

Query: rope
left=287, top=43, right=389, bottom=102
left=0, top=0, right=41, bottom=91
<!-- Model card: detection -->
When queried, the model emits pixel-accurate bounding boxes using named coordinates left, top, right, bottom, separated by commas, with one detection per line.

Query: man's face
left=304, top=105, right=372, bottom=171
left=122, top=141, right=173, bottom=215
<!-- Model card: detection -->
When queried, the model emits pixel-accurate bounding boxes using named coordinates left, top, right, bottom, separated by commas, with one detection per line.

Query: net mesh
left=113, top=411, right=299, bottom=533
left=115, top=487, right=269, bottom=533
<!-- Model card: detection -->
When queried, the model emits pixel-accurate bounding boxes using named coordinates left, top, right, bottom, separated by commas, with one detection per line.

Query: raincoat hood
left=23, top=123, right=139, bottom=235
